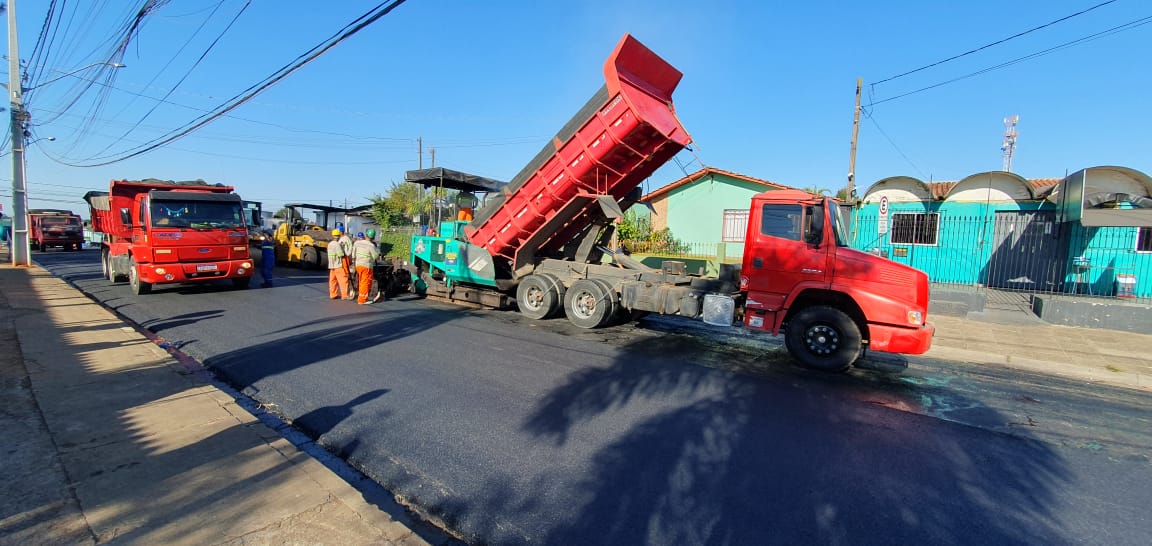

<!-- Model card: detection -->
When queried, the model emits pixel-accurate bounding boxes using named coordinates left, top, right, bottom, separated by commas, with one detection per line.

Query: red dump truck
left=408, top=34, right=933, bottom=372
left=83, top=179, right=254, bottom=295
left=28, top=209, right=84, bottom=251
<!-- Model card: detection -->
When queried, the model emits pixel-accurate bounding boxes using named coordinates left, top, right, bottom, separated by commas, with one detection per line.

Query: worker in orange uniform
left=457, top=192, right=478, bottom=222
left=353, top=230, right=380, bottom=305
left=327, top=228, right=352, bottom=300
left=335, top=224, right=355, bottom=296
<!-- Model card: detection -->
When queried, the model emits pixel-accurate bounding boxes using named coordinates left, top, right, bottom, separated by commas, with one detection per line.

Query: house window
left=890, top=212, right=939, bottom=245
left=722, top=209, right=748, bottom=242
left=1138, top=227, right=1152, bottom=253
left=759, top=204, right=802, bottom=241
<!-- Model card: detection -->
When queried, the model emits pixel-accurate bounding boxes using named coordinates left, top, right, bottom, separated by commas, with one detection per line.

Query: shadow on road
left=508, top=334, right=1074, bottom=545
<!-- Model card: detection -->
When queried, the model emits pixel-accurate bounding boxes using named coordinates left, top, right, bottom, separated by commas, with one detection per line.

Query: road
left=36, top=250, right=1152, bottom=545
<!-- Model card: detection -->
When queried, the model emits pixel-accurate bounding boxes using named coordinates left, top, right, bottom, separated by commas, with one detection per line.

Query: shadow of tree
left=518, top=335, right=1071, bottom=545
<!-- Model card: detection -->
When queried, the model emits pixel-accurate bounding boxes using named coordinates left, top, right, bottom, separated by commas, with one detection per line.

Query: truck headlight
left=907, top=310, right=923, bottom=325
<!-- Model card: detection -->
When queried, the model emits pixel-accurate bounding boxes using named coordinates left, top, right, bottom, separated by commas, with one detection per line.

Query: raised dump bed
left=463, top=34, right=692, bottom=276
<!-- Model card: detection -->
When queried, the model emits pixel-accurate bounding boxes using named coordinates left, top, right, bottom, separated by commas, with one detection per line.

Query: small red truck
left=28, top=209, right=84, bottom=251
left=407, top=34, right=934, bottom=372
left=83, top=179, right=254, bottom=294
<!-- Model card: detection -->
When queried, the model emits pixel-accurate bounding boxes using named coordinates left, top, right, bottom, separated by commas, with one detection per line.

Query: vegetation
left=616, top=209, right=688, bottom=253
left=366, top=182, right=432, bottom=229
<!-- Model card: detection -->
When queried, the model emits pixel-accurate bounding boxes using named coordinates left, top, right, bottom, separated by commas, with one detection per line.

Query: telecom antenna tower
left=1001, top=115, right=1019, bottom=172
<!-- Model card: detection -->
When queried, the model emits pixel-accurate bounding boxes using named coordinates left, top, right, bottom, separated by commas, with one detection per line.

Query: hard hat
left=332, top=228, right=342, bottom=236
left=356, top=232, right=365, bottom=239
left=365, top=228, right=376, bottom=239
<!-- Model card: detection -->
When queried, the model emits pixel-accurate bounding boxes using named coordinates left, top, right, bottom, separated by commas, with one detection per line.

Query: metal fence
left=849, top=213, right=1151, bottom=302
left=619, top=212, right=1151, bottom=303
left=619, top=240, right=743, bottom=262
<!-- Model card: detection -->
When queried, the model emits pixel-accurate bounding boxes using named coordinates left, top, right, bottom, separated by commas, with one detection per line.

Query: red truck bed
left=463, top=34, right=691, bottom=274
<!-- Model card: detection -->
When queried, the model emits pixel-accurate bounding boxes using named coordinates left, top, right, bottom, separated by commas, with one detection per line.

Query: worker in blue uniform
left=260, top=230, right=276, bottom=287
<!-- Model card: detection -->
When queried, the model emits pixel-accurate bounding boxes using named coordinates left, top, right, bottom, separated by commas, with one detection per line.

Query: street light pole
left=8, top=0, right=30, bottom=266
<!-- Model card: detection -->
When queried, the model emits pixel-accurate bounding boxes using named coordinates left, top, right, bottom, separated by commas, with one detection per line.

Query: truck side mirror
left=804, top=205, right=824, bottom=246
left=119, top=208, right=132, bottom=226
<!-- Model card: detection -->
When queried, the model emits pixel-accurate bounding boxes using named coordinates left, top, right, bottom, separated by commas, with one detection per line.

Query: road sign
left=878, top=196, right=889, bottom=235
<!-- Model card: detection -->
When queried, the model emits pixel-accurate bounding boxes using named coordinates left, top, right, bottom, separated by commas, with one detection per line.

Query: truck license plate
left=196, top=264, right=218, bottom=272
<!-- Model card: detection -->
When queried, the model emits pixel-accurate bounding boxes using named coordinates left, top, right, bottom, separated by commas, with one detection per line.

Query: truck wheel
left=516, top=274, right=562, bottom=320
left=564, top=279, right=613, bottom=329
left=103, top=250, right=125, bottom=283
left=128, top=258, right=152, bottom=295
left=592, top=278, right=619, bottom=323
left=232, top=277, right=251, bottom=290
left=784, top=306, right=861, bottom=373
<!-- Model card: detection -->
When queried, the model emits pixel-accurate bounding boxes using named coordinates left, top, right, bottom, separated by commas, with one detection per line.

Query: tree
left=804, top=186, right=831, bottom=196
left=365, top=181, right=434, bottom=229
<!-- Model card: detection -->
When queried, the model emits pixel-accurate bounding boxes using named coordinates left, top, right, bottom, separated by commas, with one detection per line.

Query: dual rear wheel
left=516, top=275, right=622, bottom=329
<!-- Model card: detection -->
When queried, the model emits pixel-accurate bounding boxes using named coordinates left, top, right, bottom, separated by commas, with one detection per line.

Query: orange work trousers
left=356, top=265, right=374, bottom=304
left=329, top=267, right=350, bottom=299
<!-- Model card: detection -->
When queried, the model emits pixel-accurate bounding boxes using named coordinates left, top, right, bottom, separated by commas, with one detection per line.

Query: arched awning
left=1049, top=166, right=1152, bottom=227
left=861, top=176, right=932, bottom=203
left=946, top=171, right=1035, bottom=201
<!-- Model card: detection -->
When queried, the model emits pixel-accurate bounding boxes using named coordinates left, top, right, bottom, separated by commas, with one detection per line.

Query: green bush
left=377, top=231, right=411, bottom=261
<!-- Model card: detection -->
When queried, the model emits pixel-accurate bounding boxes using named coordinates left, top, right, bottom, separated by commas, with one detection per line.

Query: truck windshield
left=151, top=200, right=245, bottom=229
left=827, top=201, right=849, bottom=247
left=42, top=217, right=81, bottom=226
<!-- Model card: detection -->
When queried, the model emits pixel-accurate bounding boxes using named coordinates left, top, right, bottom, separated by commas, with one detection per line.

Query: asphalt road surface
left=36, top=249, right=1152, bottom=545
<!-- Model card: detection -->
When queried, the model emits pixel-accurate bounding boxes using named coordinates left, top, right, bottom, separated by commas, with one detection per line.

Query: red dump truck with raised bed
left=84, top=179, right=254, bottom=295
left=407, top=34, right=933, bottom=372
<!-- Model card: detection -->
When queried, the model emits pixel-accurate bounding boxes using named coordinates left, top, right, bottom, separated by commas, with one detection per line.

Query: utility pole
left=417, top=136, right=422, bottom=169
left=8, top=0, right=30, bottom=266
left=430, top=146, right=435, bottom=168
left=846, top=77, right=862, bottom=204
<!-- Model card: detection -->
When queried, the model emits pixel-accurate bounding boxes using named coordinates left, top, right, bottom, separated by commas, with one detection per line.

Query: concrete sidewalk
left=0, top=255, right=440, bottom=544
left=922, top=312, right=1152, bottom=392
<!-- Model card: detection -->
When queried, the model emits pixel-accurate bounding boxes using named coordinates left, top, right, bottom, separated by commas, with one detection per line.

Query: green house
left=639, top=167, right=793, bottom=261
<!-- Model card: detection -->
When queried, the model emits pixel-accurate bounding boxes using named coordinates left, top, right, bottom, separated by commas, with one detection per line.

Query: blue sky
left=4, top=0, right=1149, bottom=218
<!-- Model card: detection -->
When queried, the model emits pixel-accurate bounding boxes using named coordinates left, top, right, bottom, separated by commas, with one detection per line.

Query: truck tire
left=128, top=258, right=152, bottom=295
left=103, top=249, right=126, bottom=283
left=232, top=277, right=251, bottom=290
left=784, top=306, right=861, bottom=373
left=591, top=278, right=619, bottom=323
left=564, top=279, right=614, bottom=329
left=516, top=274, right=562, bottom=320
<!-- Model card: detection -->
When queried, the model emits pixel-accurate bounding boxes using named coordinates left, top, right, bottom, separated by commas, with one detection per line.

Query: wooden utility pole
left=847, top=78, right=862, bottom=203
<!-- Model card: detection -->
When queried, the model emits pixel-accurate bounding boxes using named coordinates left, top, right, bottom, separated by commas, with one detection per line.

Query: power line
left=69, top=0, right=410, bottom=167
left=862, top=109, right=926, bottom=179
left=868, top=13, right=1152, bottom=106
left=872, top=0, right=1118, bottom=86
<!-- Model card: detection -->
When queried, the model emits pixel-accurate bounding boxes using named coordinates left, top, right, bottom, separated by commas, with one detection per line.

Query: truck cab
left=741, top=190, right=934, bottom=371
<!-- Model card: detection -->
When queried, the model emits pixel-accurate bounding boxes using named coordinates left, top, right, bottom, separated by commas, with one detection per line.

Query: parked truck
left=83, top=179, right=255, bottom=295
left=28, top=209, right=84, bottom=251
left=406, top=34, right=934, bottom=372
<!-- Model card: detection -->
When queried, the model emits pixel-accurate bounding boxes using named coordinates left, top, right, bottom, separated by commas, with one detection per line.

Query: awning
left=404, top=167, right=506, bottom=193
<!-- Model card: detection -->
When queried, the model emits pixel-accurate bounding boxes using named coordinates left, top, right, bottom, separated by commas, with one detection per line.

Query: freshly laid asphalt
left=1, top=244, right=1149, bottom=545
